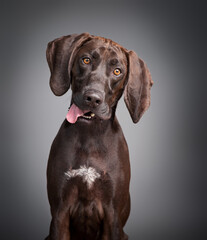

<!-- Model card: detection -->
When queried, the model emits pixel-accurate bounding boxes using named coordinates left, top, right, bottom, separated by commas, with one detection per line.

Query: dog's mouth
left=66, top=104, right=96, bottom=124
left=81, top=111, right=95, bottom=119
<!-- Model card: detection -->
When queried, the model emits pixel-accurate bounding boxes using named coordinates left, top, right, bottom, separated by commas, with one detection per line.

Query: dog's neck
left=64, top=113, right=121, bottom=138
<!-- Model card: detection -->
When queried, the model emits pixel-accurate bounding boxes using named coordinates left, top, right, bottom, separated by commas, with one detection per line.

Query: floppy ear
left=124, top=51, right=153, bottom=123
left=46, top=33, right=91, bottom=96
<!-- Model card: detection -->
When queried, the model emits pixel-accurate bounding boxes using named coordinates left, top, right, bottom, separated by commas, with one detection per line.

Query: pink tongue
left=66, top=104, right=88, bottom=124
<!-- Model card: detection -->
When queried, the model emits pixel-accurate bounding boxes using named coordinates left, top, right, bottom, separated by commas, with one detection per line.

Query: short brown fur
left=45, top=33, right=153, bottom=240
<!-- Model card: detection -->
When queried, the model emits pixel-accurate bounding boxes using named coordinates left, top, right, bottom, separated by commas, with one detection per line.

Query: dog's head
left=46, top=33, right=153, bottom=124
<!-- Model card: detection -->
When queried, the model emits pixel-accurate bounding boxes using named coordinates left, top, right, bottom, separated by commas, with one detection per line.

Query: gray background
left=1, top=0, right=206, bottom=239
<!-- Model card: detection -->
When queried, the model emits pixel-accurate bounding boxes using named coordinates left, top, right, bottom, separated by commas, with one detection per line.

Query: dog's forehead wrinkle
left=98, top=46, right=106, bottom=54
left=92, top=50, right=99, bottom=59
left=82, top=39, right=125, bottom=61
left=109, top=50, right=118, bottom=57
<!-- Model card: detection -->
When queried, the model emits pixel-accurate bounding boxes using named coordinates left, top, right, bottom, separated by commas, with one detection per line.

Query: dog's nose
left=83, top=90, right=103, bottom=108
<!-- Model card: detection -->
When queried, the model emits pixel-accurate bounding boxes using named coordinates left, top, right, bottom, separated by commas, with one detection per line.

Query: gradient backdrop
left=1, top=1, right=206, bottom=239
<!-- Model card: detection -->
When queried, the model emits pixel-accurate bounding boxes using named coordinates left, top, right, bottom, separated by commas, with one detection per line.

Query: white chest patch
left=65, top=165, right=101, bottom=189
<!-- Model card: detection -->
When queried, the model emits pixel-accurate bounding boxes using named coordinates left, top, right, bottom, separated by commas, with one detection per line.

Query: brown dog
left=45, top=33, right=153, bottom=240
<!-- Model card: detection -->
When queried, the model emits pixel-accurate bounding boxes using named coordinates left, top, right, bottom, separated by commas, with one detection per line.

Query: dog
left=45, top=33, right=153, bottom=240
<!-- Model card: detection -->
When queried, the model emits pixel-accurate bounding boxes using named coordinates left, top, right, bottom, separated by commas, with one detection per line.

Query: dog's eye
left=113, top=68, right=121, bottom=76
left=83, top=57, right=91, bottom=64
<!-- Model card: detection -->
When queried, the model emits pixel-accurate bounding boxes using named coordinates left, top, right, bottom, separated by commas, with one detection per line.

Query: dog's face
left=70, top=38, right=128, bottom=122
left=46, top=33, right=153, bottom=124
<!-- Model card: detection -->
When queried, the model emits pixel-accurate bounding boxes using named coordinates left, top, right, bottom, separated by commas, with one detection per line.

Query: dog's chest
left=65, top=165, right=101, bottom=189
left=62, top=128, right=117, bottom=207
left=63, top=164, right=113, bottom=228
left=64, top=135, right=113, bottom=189
left=63, top=148, right=113, bottom=201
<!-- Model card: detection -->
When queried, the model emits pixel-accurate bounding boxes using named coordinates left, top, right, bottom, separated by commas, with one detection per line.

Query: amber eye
left=113, top=68, right=121, bottom=76
left=83, top=57, right=91, bottom=64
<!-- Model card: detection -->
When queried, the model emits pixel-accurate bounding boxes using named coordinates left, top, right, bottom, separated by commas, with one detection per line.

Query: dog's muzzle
left=83, top=90, right=104, bottom=109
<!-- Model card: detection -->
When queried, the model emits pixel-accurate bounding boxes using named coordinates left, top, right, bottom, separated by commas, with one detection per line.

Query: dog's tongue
left=66, top=104, right=87, bottom=124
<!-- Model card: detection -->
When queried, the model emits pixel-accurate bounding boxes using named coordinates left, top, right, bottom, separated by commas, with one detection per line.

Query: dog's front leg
left=47, top=206, right=70, bottom=240
left=102, top=207, right=128, bottom=240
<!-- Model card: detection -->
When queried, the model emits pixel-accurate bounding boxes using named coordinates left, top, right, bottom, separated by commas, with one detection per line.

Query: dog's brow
left=92, top=51, right=99, bottom=59
left=109, top=58, right=118, bottom=65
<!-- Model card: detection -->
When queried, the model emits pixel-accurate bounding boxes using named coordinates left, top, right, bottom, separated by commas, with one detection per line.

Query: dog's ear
left=46, top=33, right=91, bottom=96
left=124, top=51, right=153, bottom=123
